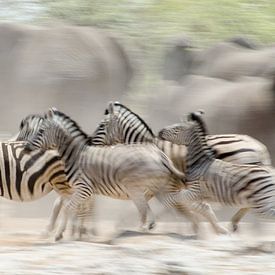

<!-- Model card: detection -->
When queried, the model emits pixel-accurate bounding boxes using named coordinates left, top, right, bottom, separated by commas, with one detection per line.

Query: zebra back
left=158, top=111, right=216, bottom=179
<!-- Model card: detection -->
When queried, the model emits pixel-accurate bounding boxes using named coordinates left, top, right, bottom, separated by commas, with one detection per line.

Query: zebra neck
left=58, top=136, right=85, bottom=178
left=125, top=129, right=154, bottom=143
left=186, top=135, right=215, bottom=177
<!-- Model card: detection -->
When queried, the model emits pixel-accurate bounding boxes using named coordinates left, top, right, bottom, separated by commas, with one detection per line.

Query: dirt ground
left=1, top=217, right=275, bottom=275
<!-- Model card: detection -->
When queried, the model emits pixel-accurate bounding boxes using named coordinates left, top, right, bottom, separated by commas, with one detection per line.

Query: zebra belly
left=202, top=161, right=275, bottom=207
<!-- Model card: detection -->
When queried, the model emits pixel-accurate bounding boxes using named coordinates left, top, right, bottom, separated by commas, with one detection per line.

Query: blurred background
left=1, top=0, right=275, bottom=227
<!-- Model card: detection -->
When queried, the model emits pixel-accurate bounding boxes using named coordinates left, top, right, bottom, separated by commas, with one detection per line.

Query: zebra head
left=158, top=110, right=207, bottom=145
left=102, top=101, right=154, bottom=143
left=16, top=114, right=46, bottom=142
left=90, top=102, right=125, bottom=145
left=20, top=107, right=91, bottom=152
left=104, top=101, right=126, bottom=144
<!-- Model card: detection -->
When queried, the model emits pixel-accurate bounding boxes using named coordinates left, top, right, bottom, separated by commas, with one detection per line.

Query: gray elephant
left=0, top=23, right=133, bottom=135
left=162, top=36, right=275, bottom=82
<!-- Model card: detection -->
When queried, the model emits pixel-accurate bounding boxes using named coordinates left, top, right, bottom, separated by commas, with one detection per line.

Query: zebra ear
left=45, top=107, right=58, bottom=119
left=108, top=101, right=115, bottom=116
left=197, top=109, right=205, bottom=116
left=188, top=110, right=205, bottom=121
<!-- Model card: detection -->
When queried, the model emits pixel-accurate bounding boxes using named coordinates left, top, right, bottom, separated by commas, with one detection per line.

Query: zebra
left=0, top=139, right=77, bottom=234
left=16, top=114, right=97, bottom=238
left=97, top=101, right=272, bottom=231
left=20, top=108, right=230, bottom=240
left=158, top=111, right=275, bottom=231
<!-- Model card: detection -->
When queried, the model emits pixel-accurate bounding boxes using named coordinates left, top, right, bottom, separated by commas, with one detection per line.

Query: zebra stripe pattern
left=0, top=141, right=69, bottom=201
left=0, top=139, right=76, bottom=236
left=158, top=111, right=275, bottom=230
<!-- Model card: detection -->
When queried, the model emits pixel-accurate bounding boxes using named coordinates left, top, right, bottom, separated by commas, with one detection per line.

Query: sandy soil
left=1, top=218, right=275, bottom=275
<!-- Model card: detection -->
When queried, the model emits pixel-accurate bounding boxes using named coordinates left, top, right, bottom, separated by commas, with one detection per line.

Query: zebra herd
left=1, top=101, right=274, bottom=241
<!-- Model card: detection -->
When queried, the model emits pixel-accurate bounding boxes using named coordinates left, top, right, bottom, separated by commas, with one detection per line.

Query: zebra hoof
left=232, top=223, right=238, bottom=232
left=140, top=221, right=156, bottom=232
left=54, top=233, right=64, bottom=242
left=148, top=221, right=156, bottom=230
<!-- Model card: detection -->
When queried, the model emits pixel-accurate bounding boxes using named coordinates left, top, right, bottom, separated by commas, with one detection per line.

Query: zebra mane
left=188, top=111, right=209, bottom=136
left=19, top=114, right=45, bottom=129
left=188, top=111, right=216, bottom=158
left=105, top=102, right=155, bottom=137
left=47, top=108, right=93, bottom=144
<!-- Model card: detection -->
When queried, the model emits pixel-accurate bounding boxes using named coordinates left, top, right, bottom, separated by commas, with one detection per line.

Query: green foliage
left=42, top=0, right=275, bottom=46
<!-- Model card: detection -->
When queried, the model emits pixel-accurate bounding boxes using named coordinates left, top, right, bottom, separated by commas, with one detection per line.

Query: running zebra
left=158, top=111, right=275, bottom=230
left=16, top=114, right=96, bottom=238
left=19, top=108, right=230, bottom=240
left=96, top=102, right=272, bottom=230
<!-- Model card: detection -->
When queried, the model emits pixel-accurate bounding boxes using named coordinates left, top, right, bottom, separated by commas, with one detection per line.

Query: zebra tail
left=161, top=152, right=186, bottom=183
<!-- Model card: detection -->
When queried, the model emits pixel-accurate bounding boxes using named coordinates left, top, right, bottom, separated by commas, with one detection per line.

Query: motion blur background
left=1, top=0, right=275, bottom=226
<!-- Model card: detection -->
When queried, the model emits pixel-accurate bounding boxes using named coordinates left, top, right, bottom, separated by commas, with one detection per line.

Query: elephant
left=0, top=23, right=134, bottom=221
left=162, top=36, right=275, bottom=82
left=0, top=23, right=133, bottom=136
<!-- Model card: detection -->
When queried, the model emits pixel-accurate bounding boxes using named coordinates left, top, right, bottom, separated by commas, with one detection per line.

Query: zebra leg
left=154, top=192, right=200, bottom=233
left=54, top=185, right=94, bottom=241
left=188, top=201, right=229, bottom=234
left=73, top=197, right=96, bottom=240
left=55, top=208, right=70, bottom=241
left=42, top=196, right=66, bottom=237
left=231, top=208, right=250, bottom=232
left=175, top=185, right=228, bottom=234
left=128, top=190, right=155, bottom=231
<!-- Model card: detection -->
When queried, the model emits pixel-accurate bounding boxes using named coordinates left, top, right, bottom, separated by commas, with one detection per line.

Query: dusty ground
left=1, top=218, right=275, bottom=275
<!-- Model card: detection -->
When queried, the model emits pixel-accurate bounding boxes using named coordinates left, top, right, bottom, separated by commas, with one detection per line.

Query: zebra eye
left=20, top=120, right=25, bottom=129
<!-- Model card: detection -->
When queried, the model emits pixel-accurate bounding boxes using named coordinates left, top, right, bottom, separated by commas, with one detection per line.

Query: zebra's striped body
left=158, top=112, right=275, bottom=230
left=0, top=141, right=69, bottom=201
left=0, top=140, right=76, bottom=235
